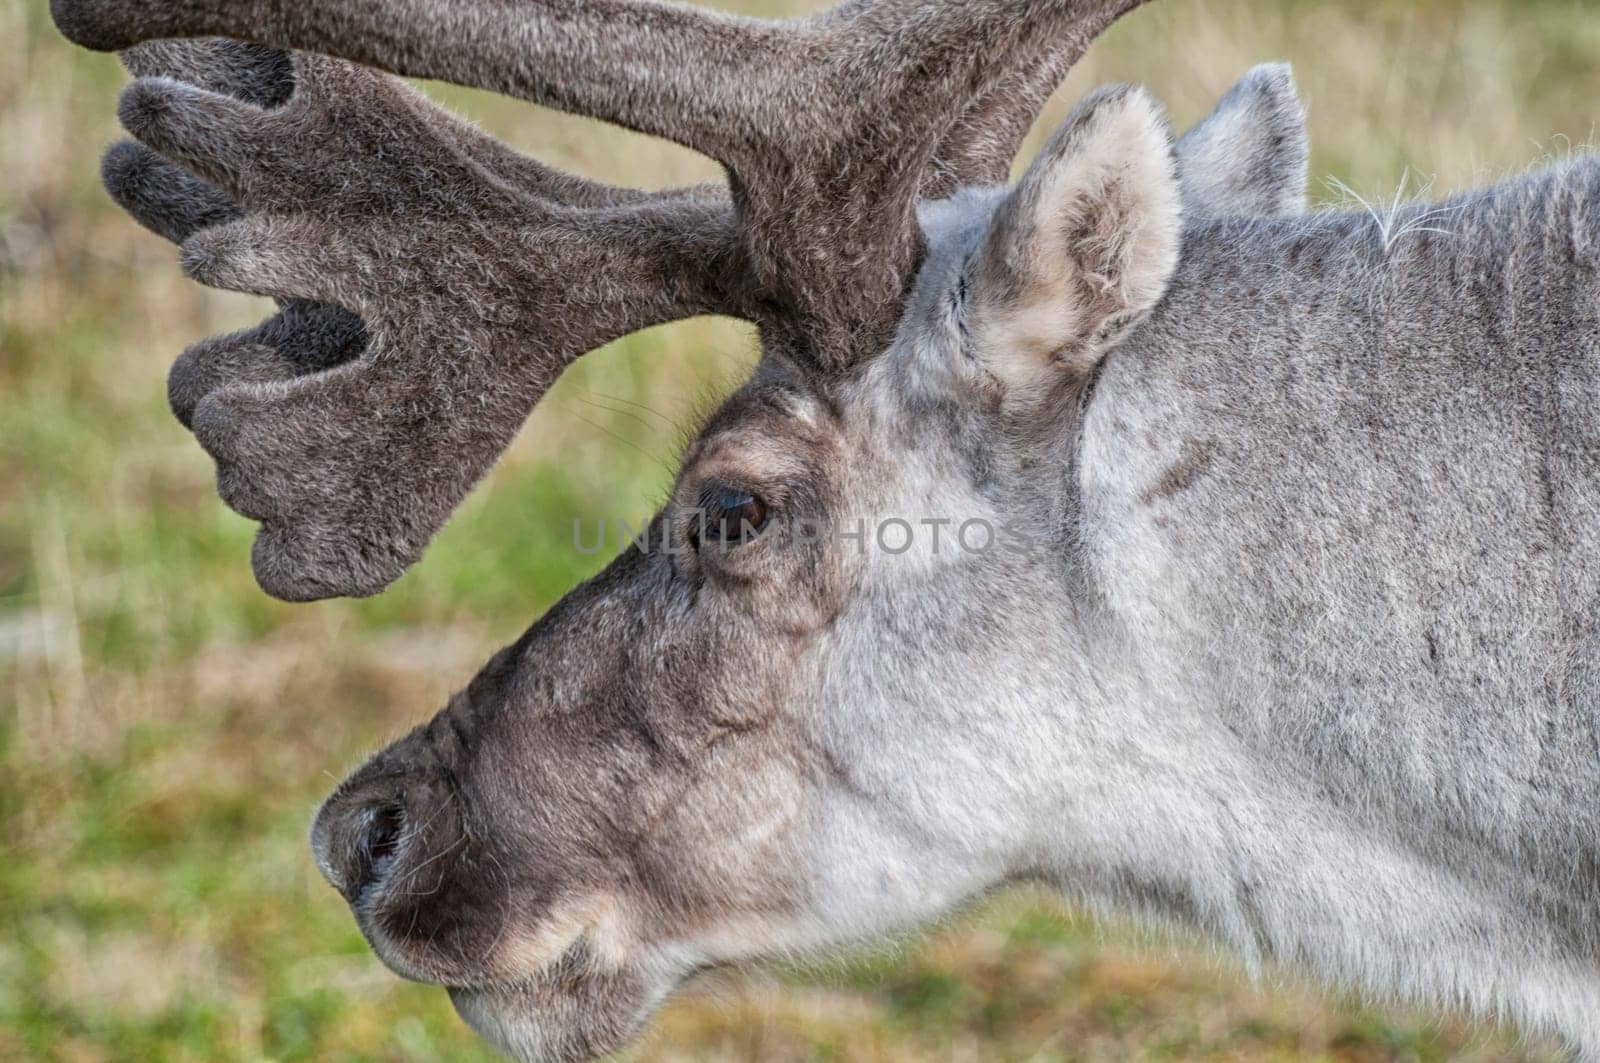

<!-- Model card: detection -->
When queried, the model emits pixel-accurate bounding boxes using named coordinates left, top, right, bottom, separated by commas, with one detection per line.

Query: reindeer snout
left=310, top=789, right=408, bottom=902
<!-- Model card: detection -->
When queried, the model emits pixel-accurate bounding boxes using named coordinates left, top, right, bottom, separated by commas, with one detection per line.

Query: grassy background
left=3, top=0, right=1598, bottom=1059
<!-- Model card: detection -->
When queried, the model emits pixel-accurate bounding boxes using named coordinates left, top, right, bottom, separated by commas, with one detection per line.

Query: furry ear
left=967, top=85, right=1181, bottom=397
left=1175, top=63, right=1308, bottom=217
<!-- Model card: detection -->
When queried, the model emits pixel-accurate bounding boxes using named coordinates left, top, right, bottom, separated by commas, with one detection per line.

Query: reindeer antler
left=59, top=0, right=1146, bottom=358
left=105, top=44, right=748, bottom=601
left=60, top=0, right=1149, bottom=599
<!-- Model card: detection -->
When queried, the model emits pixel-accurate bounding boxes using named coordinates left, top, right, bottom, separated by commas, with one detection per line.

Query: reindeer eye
left=698, top=488, right=769, bottom=546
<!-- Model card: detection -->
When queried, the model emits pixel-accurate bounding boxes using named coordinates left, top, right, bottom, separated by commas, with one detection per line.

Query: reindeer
left=53, top=0, right=1600, bottom=1059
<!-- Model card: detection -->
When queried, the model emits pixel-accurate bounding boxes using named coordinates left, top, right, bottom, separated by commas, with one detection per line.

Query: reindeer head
left=61, top=1, right=1312, bottom=1058
left=310, top=79, right=1307, bottom=1056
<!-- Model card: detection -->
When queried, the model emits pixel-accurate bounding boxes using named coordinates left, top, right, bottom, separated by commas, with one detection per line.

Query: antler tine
left=108, top=42, right=370, bottom=405
left=119, top=38, right=731, bottom=214
left=109, top=40, right=748, bottom=417
left=921, top=38, right=1093, bottom=200
left=57, top=0, right=1150, bottom=363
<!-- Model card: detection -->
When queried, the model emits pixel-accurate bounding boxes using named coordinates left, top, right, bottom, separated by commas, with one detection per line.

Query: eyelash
left=692, top=487, right=770, bottom=548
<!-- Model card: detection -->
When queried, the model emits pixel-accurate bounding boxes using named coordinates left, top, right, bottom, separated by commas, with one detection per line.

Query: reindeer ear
left=966, top=85, right=1180, bottom=397
left=1176, top=63, right=1308, bottom=217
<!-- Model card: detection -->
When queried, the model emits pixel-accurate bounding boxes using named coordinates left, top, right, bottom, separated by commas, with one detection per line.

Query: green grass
left=3, top=0, right=1597, bottom=1059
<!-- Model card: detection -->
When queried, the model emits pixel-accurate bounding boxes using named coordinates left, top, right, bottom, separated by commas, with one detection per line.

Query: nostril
left=311, top=794, right=409, bottom=901
left=362, top=804, right=405, bottom=885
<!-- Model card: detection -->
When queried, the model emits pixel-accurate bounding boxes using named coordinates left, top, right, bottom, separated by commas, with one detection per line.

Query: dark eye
left=698, top=488, right=769, bottom=546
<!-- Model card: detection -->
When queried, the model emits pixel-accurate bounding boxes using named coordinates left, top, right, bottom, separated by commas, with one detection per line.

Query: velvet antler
left=101, top=44, right=746, bottom=601
left=58, top=0, right=1150, bottom=599
left=57, top=0, right=1146, bottom=356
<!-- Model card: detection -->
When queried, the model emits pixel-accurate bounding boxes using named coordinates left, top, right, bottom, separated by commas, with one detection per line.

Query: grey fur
left=1177, top=62, right=1307, bottom=217
left=305, top=98, right=1600, bottom=1062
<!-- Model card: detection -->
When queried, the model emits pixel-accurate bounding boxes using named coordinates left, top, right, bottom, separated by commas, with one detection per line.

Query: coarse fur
left=53, top=1, right=1600, bottom=1060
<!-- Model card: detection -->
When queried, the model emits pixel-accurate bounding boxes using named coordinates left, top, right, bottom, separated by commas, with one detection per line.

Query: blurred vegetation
left=3, top=0, right=1597, bottom=1059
